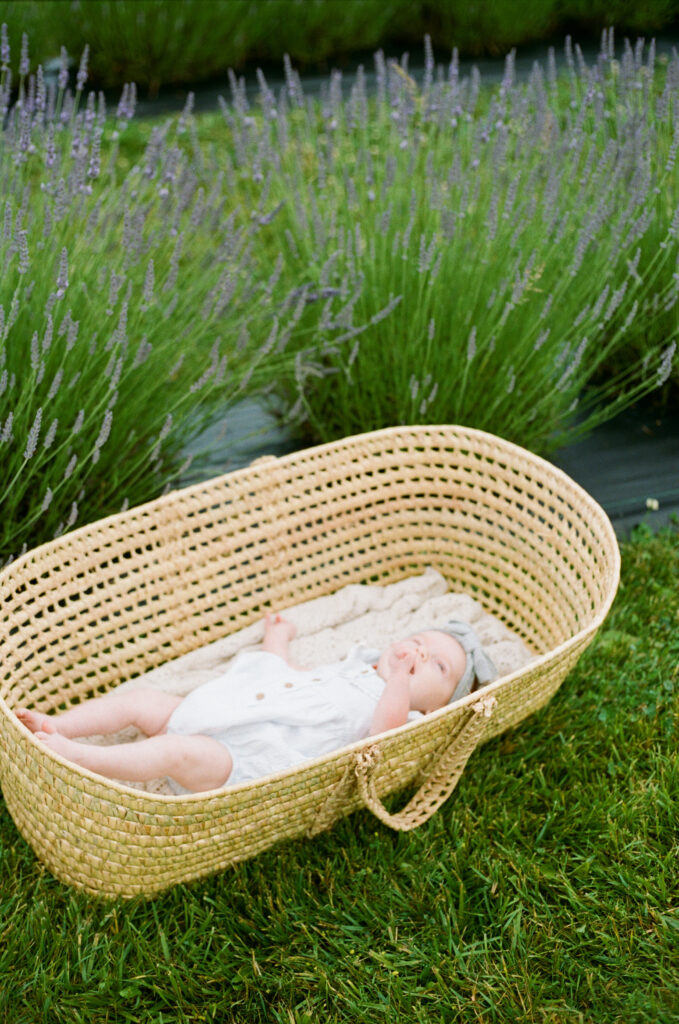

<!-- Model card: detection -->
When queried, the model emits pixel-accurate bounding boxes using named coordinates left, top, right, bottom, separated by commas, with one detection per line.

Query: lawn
left=1, top=523, right=676, bottom=1023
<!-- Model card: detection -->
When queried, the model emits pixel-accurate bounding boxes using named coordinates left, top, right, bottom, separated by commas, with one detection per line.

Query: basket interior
left=0, top=425, right=619, bottom=715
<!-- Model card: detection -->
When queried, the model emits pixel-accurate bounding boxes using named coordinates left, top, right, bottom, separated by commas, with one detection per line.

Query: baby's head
left=376, top=629, right=467, bottom=714
left=376, top=620, right=498, bottom=714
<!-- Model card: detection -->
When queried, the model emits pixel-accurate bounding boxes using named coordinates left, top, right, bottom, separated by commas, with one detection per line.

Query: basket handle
left=354, top=696, right=497, bottom=832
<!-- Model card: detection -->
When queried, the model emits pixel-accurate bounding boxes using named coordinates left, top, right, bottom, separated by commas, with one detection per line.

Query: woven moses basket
left=0, top=425, right=619, bottom=898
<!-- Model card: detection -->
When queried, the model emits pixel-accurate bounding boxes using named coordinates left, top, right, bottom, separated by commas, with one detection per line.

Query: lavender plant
left=216, top=32, right=679, bottom=452
left=0, top=31, right=370, bottom=563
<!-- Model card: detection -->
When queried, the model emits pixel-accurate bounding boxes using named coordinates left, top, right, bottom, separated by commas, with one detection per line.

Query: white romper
left=165, top=645, right=422, bottom=790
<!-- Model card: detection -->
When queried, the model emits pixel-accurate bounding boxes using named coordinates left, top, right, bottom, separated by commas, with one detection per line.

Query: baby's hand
left=383, top=646, right=416, bottom=681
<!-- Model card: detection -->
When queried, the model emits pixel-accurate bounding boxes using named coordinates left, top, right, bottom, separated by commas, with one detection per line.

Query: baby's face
left=377, top=630, right=467, bottom=714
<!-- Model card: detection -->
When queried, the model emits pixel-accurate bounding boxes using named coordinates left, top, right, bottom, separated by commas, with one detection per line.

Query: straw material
left=0, top=425, right=620, bottom=898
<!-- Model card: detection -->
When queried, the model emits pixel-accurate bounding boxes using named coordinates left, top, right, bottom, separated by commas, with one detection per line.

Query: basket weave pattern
left=0, top=425, right=620, bottom=897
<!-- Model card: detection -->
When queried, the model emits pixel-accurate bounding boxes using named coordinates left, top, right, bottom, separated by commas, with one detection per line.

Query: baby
left=17, top=614, right=496, bottom=794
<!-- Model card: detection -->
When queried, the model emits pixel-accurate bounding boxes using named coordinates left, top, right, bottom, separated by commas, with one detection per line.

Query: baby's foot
left=35, top=730, right=75, bottom=758
left=15, top=709, right=57, bottom=735
left=264, top=612, right=297, bottom=642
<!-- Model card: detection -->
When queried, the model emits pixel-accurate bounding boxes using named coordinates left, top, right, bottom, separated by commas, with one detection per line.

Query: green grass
left=1, top=523, right=677, bottom=1023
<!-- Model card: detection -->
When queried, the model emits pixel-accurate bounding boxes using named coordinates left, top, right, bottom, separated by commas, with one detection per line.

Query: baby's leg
left=35, top=731, right=233, bottom=793
left=17, top=687, right=182, bottom=739
left=263, top=612, right=296, bottom=659
left=263, top=613, right=305, bottom=668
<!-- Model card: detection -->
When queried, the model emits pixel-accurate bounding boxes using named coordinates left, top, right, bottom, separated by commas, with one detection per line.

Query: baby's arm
left=368, top=653, right=413, bottom=735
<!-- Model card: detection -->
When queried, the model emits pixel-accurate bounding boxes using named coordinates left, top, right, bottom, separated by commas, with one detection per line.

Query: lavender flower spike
left=467, top=326, right=477, bottom=362
left=142, top=259, right=155, bottom=306
left=1, top=411, right=13, bottom=444
left=23, top=407, right=42, bottom=459
left=17, top=230, right=29, bottom=274
left=56, top=248, right=69, bottom=297
left=91, top=408, right=113, bottom=463
left=76, top=45, right=89, bottom=92
left=63, top=453, right=77, bottom=480
left=116, top=83, right=130, bottom=121
left=58, top=47, right=69, bottom=91
left=66, top=501, right=78, bottom=530
left=19, top=33, right=29, bottom=78
left=43, top=418, right=58, bottom=450
left=1, top=24, right=10, bottom=70
left=657, top=341, right=676, bottom=386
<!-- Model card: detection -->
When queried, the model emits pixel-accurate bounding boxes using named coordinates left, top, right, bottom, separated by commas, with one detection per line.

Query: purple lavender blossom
left=57, top=47, right=69, bottom=91
left=467, top=326, right=477, bottom=361
left=1, top=23, right=10, bottom=70
left=657, top=341, right=676, bottom=385
left=23, top=407, right=42, bottom=459
left=91, top=408, right=113, bottom=463
left=43, top=417, right=58, bottom=450
left=63, top=454, right=77, bottom=479
left=55, top=248, right=69, bottom=298
left=116, top=83, right=130, bottom=121
left=17, top=230, right=29, bottom=273
left=1, top=411, right=14, bottom=444
left=19, top=32, right=29, bottom=77
left=76, top=45, right=89, bottom=92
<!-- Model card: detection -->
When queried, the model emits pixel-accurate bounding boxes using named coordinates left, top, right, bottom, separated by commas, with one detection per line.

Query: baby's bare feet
left=16, top=709, right=56, bottom=735
left=35, top=730, right=74, bottom=758
left=264, top=612, right=297, bottom=643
